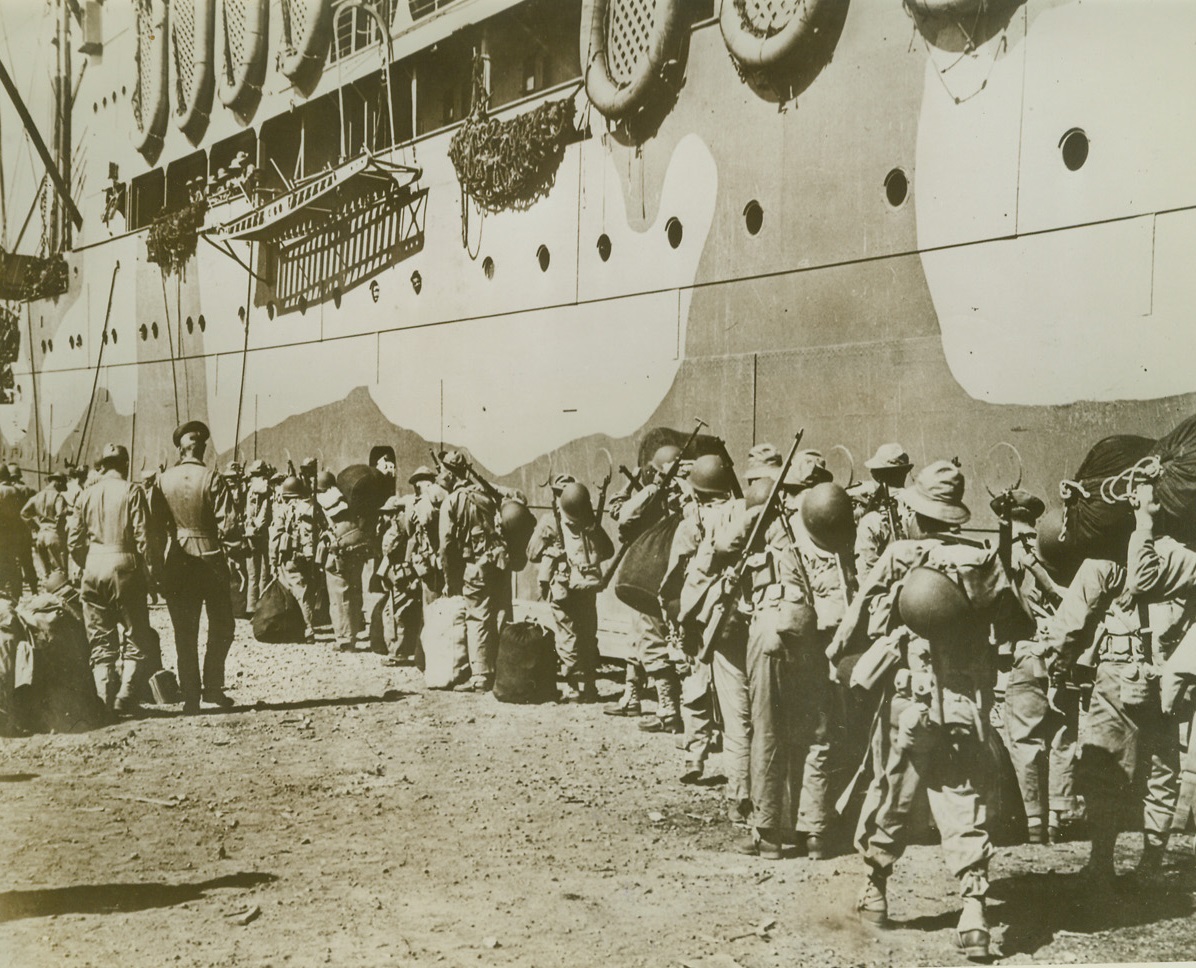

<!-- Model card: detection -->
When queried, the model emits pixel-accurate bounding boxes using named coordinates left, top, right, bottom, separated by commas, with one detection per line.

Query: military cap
left=901, top=460, right=970, bottom=526
left=865, top=443, right=913, bottom=472
left=246, top=459, right=268, bottom=477
left=5, top=462, right=22, bottom=480
left=48, top=470, right=67, bottom=484
left=744, top=443, right=783, bottom=482
left=408, top=465, right=436, bottom=485
left=99, top=443, right=129, bottom=467
left=173, top=420, right=210, bottom=447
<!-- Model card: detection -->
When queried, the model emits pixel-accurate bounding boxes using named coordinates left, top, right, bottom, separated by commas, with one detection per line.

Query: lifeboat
left=218, top=0, right=269, bottom=122
left=172, top=0, right=216, bottom=143
left=580, top=0, right=686, bottom=121
left=132, top=0, right=170, bottom=161
left=720, top=0, right=846, bottom=79
left=279, top=0, right=335, bottom=92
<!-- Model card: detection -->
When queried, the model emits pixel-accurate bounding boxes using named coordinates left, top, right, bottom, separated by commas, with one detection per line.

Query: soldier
left=407, top=465, right=446, bottom=602
left=992, top=489, right=1079, bottom=845
left=22, top=471, right=69, bottom=578
left=223, top=461, right=250, bottom=616
left=0, top=464, right=38, bottom=601
left=438, top=451, right=507, bottom=692
left=243, top=459, right=274, bottom=613
left=66, top=444, right=157, bottom=714
left=318, top=471, right=372, bottom=653
left=854, top=444, right=913, bottom=580
left=5, top=463, right=35, bottom=509
left=155, top=421, right=239, bottom=713
left=271, top=475, right=319, bottom=643
left=376, top=496, right=422, bottom=665
left=829, top=460, right=1029, bottom=961
left=607, top=447, right=686, bottom=721
left=1036, top=478, right=1185, bottom=884
left=528, top=480, right=614, bottom=701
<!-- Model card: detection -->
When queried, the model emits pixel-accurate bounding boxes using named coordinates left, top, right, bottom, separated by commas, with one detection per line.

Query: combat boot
left=856, top=869, right=889, bottom=928
left=1079, top=823, right=1118, bottom=889
left=604, top=672, right=643, bottom=717
left=956, top=897, right=990, bottom=961
left=92, top=662, right=118, bottom=711
left=651, top=668, right=681, bottom=724
left=1133, top=835, right=1167, bottom=880
left=113, top=660, right=142, bottom=715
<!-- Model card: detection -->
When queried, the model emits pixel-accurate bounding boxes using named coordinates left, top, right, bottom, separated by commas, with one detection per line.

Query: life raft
left=219, top=0, right=269, bottom=122
left=132, top=0, right=170, bottom=161
left=580, top=0, right=686, bottom=120
left=720, top=0, right=838, bottom=73
left=279, top=0, right=335, bottom=92
left=172, top=0, right=217, bottom=144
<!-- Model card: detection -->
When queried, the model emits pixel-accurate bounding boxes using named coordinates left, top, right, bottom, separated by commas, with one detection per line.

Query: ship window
left=186, top=316, right=194, bottom=334
left=330, top=5, right=380, bottom=63
left=482, top=0, right=582, bottom=112
left=597, top=234, right=612, bottom=261
left=139, top=324, right=148, bottom=341
left=409, top=0, right=461, bottom=20
left=884, top=168, right=909, bottom=208
left=536, top=245, right=550, bottom=272
left=166, top=150, right=208, bottom=213
left=209, top=130, right=257, bottom=203
left=151, top=322, right=159, bottom=339
left=482, top=256, right=495, bottom=280
left=666, top=217, right=683, bottom=249
left=197, top=314, right=206, bottom=332
left=410, top=270, right=422, bottom=294
left=743, top=200, right=764, bottom=235
left=129, top=168, right=165, bottom=230
left=1060, top=128, right=1088, bottom=171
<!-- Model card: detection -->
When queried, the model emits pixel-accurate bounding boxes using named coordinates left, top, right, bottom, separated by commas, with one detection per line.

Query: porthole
left=102, top=331, right=108, bottom=345
left=92, top=102, right=98, bottom=113
left=743, top=200, right=764, bottom=235
left=40, top=339, right=46, bottom=353
left=102, top=96, right=107, bottom=108
left=139, top=324, right=148, bottom=341
left=482, top=256, right=495, bottom=280
left=111, top=91, right=117, bottom=103
left=297, top=296, right=307, bottom=315
left=237, top=305, right=246, bottom=321
left=186, top=315, right=194, bottom=334
left=536, top=245, right=550, bottom=272
left=884, top=168, right=909, bottom=208
left=332, top=286, right=342, bottom=308
left=69, top=336, right=75, bottom=349
left=1060, top=128, right=1089, bottom=171
left=76, top=333, right=82, bottom=346
left=665, top=217, right=683, bottom=249
left=151, top=322, right=159, bottom=339
left=410, top=270, right=422, bottom=294
left=597, top=234, right=612, bottom=262
left=197, top=314, right=206, bottom=332
left=111, top=329, right=117, bottom=343
left=266, top=302, right=276, bottom=320
left=47, top=339, right=53, bottom=352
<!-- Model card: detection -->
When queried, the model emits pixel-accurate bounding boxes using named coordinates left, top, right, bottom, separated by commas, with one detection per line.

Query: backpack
left=252, top=578, right=307, bottom=643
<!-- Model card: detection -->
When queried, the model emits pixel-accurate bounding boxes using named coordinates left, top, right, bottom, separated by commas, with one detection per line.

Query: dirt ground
left=2, top=606, right=1194, bottom=968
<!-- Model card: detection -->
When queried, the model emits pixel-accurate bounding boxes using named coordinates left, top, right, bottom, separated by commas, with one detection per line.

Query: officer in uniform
left=271, top=475, right=319, bottom=642
left=0, top=464, right=38, bottom=600
left=855, top=444, right=913, bottom=580
left=155, top=421, right=239, bottom=713
left=67, top=444, right=157, bottom=714
left=829, top=461, right=1029, bottom=961
left=438, top=451, right=507, bottom=692
left=243, top=459, right=274, bottom=612
left=21, top=471, right=69, bottom=578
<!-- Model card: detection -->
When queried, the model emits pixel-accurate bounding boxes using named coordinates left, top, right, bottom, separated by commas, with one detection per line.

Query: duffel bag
left=252, top=578, right=307, bottom=643
left=494, top=620, right=557, bottom=704
left=614, top=512, right=681, bottom=615
left=422, top=596, right=470, bottom=689
left=1060, top=434, right=1154, bottom=561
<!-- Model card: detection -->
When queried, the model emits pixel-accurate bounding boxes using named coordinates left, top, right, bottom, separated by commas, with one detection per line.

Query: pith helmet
left=408, top=466, right=436, bottom=485
left=865, top=443, right=912, bottom=472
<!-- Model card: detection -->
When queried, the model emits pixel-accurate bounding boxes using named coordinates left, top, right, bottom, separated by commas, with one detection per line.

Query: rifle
left=598, top=418, right=708, bottom=591
left=594, top=467, right=612, bottom=526
left=430, top=449, right=444, bottom=472
left=879, top=483, right=903, bottom=546
left=699, top=429, right=805, bottom=662
left=715, top=438, right=743, bottom=499
left=620, top=465, right=642, bottom=492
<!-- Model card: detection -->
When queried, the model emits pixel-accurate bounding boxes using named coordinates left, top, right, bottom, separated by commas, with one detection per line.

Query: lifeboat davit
left=132, top=0, right=170, bottom=162
left=219, top=0, right=269, bottom=123
left=280, top=0, right=335, bottom=92
left=580, top=0, right=686, bottom=120
left=172, top=0, right=217, bottom=143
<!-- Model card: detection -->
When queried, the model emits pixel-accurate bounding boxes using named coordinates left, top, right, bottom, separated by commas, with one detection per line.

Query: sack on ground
left=422, top=596, right=470, bottom=689
left=252, top=579, right=307, bottom=643
left=494, top=620, right=557, bottom=704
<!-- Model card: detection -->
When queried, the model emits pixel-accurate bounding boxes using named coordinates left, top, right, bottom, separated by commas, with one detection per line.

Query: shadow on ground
left=138, top=691, right=409, bottom=719
left=0, top=871, right=278, bottom=923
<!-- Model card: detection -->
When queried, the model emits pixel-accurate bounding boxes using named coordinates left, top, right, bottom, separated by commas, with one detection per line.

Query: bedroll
left=1060, top=434, right=1154, bottom=561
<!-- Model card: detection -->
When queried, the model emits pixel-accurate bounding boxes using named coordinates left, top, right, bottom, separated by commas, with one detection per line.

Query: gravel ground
left=1, top=605, right=1194, bottom=968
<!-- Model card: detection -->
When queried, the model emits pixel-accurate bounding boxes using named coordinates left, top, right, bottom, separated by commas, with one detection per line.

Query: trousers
left=164, top=552, right=235, bottom=704
left=278, top=557, right=318, bottom=636
left=550, top=588, right=599, bottom=678
left=712, top=635, right=751, bottom=808
left=326, top=549, right=367, bottom=648
left=81, top=551, right=156, bottom=666
left=462, top=561, right=500, bottom=679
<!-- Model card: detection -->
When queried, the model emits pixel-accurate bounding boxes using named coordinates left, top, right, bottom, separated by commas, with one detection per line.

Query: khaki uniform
left=1, top=483, right=38, bottom=600
left=323, top=511, right=372, bottom=650
left=22, top=485, right=68, bottom=577
left=271, top=497, right=319, bottom=638
left=377, top=511, right=422, bottom=660
left=156, top=459, right=238, bottom=706
left=243, top=477, right=273, bottom=612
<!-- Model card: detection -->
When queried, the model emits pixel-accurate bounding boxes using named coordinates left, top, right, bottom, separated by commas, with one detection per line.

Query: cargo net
left=172, top=0, right=198, bottom=112
left=605, top=0, right=660, bottom=88
left=222, top=0, right=248, bottom=82
left=280, top=0, right=316, bottom=51
left=735, top=0, right=810, bottom=37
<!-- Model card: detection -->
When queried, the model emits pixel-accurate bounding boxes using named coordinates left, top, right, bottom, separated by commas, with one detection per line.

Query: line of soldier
left=5, top=423, right=1194, bottom=964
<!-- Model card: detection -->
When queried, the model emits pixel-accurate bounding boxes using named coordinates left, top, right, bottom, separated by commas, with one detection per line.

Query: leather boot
left=604, top=672, right=642, bottom=716
left=113, top=660, right=142, bottom=715
left=651, top=667, right=681, bottom=723
left=1134, top=835, right=1167, bottom=879
left=1080, top=821, right=1118, bottom=888
left=856, top=868, right=889, bottom=928
left=957, top=897, right=990, bottom=961
left=92, top=662, right=118, bottom=711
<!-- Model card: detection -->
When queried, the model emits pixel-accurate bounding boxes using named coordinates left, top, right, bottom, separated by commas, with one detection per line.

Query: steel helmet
left=651, top=444, right=683, bottom=472
left=744, top=476, right=773, bottom=510
left=1035, top=507, right=1081, bottom=585
left=896, top=567, right=975, bottom=642
left=280, top=475, right=308, bottom=498
left=800, top=482, right=856, bottom=552
left=559, top=482, right=594, bottom=523
left=316, top=470, right=336, bottom=493
left=501, top=498, right=536, bottom=544
left=688, top=454, right=734, bottom=496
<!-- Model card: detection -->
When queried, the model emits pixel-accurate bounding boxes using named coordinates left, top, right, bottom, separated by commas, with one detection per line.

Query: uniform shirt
left=22, top=486, right=67, bottom=534
left=438, top=483, right=501, bottom=567
left=244, top=477, right=273, bottom=539
left=156, top=457, right=238, bottom=557
left=270, top=498, right=316, bottom=561
left=1127, top=526, right=1196, bottom=601
left=559, top=517, right=614, bottom=589
left=526, top=513, right=564, bottom=584
left=67, top=470, right=151, bottom=564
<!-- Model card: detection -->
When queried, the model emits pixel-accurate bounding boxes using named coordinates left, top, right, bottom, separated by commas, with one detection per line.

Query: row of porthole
left=91, top=87, right=127, bottom=113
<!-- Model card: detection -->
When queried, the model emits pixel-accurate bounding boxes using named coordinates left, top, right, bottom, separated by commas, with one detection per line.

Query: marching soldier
left=243, top=459, right=274, bottom=612
left=0, top=464, right=38, bottom=600
left=438, top=451, right=507, bottom=692
left=155, top=421, right=239, bottom=713
left=854, top=444, right=913, bottom=579
left=66, top=444, right=157, bottom=714
left=21, top=471, right=68, bottom=578
left=829, top=460, right=1030, bottom=961
left=271, top=475, right=320, bottom=643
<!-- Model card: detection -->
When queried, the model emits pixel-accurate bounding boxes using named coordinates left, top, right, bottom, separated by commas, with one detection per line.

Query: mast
left=59, top=0, right=72, bottom=251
